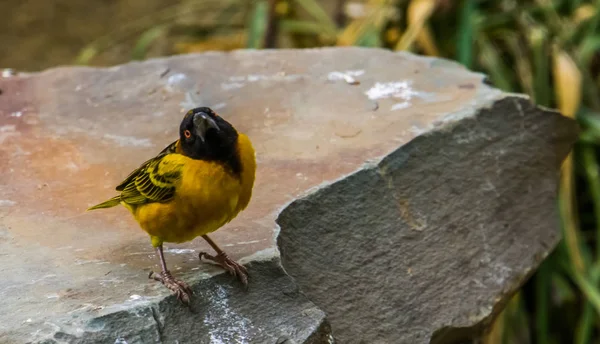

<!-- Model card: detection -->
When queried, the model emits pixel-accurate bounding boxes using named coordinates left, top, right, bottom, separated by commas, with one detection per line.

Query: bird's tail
left=87, top=196, right=121, bottom=211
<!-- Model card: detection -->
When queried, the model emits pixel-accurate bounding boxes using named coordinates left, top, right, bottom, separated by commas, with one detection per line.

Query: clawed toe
left=149, top=270, right=193, bottom=304
left=199, top=251, right=249, bottom=287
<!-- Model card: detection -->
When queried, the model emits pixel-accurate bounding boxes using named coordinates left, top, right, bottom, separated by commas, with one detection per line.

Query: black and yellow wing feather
left=87, top=140, right=183, bottom=210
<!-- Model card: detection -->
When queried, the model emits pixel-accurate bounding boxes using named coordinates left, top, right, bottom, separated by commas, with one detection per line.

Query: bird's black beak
left=193, top=112, right=220, bottom=143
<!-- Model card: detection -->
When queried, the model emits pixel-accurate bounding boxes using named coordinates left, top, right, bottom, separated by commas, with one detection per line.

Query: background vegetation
left=6, top=0, right=600, bottom=342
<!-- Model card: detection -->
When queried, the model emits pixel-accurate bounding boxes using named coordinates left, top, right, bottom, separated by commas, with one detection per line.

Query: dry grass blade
left=415, top=23, right=439, bottom=56
left=410, top=0, right=439, bottom=56
left=337, top=19, right=364, bottom=46
left=553, top=45, right=585, bottom=275
left=174, top=32, right=246, bottom=53
left=395, top=0, right=436, bottom=51
left=573, top=4, right=597, bottom=24
left=337, top=0, right=397, bottom=47
left=482, top=305, right=505, bottom=344
left=554, top=46, right=582, bottom=118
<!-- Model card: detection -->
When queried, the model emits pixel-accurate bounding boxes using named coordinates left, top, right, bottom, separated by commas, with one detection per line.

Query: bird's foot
left=149, top=270, right=193, bottom=304
left=199, top=251, right=248, bottom=287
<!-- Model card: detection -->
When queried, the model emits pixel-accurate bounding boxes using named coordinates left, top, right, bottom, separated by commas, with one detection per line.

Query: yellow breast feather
left=234, top=133, right=257, bottom=214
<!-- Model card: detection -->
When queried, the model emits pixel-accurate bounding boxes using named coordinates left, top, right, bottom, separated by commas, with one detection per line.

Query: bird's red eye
left=184, top=130, right=191, bottom=138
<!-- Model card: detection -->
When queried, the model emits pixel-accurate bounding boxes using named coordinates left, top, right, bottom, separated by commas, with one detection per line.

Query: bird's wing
left=116, top=149, right=184, bottom=205
left=158, top=140, right=179, bottom=155
left=115, top=140, right=179, bottom=192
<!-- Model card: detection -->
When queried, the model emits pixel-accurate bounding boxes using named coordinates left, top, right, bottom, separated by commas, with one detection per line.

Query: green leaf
left=280, top=19, right=328, bottom=35
left=132, top=25, right=167, bottom=60
left=247, top=0, right=269, bottom=49
left=578, top=36, right=600, bottom=67
left=576, top=303, right=595, bottom=344
left=75, top=45, right=98, bottom=65
left=552, top=272, right=577, bottom=304
left=536, top=261, right=551, bottom=344
left=476, top=35, right=514, bottom=91
left=456, top=0, right=476, bottom=67
left=575, top=263, right=600, bottom=344
left=356, top=26, right=382, bottom=47
left=578, top=107, right=600, bottom=131
left=529, top=25, right=551, bottom=107
left=292, top=0, right=338, bottom=35
left=571, top=269, right=600, bottom=318
left=581, top=144, right=600, bottom=260
left=583, top=1, right=600, bottom=39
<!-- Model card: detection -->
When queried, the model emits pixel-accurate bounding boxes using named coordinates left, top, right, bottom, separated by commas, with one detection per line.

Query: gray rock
left=0, top=47, right=577, bottom=344
left=27, top=260, right=330, bottom=344
left=278, top=96, right=576, bottom=343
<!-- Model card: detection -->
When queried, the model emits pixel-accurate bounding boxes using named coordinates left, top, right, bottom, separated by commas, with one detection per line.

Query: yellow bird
left=88, top=107, right=256, bottom=304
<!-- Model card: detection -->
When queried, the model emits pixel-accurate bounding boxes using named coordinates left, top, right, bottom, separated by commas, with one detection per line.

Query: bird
left=87, top=107, right=256, bottom=304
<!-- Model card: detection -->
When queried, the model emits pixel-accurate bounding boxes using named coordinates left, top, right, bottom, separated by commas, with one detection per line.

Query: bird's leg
left=199, top=234, right=249, bottom=287
left=149, top=244, right=193, bottom=304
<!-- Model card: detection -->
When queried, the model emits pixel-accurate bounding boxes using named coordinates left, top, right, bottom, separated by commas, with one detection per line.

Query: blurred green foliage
left=76, top=0, right=600, bottom=342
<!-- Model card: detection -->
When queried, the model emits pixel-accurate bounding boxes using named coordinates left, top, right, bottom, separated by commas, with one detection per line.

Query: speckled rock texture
left=0, top=47, right=577, bottom=344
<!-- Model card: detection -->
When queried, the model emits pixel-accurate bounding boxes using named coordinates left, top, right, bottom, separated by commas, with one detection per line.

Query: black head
left=179, top=107, right=241, bottom=174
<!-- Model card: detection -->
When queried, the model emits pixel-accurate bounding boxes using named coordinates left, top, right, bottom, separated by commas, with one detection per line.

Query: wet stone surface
left=0, top=47, right=577, bottom=343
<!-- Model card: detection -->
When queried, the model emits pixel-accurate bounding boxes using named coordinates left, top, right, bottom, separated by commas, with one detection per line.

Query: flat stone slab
left=0, top=47, right=577, bottom=344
